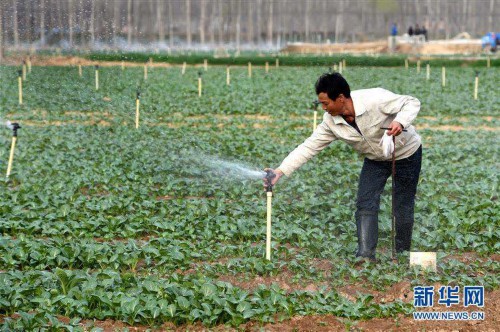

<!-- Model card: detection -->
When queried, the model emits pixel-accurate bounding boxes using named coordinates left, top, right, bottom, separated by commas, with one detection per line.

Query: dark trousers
left=355, top=145, right=422, bottom=252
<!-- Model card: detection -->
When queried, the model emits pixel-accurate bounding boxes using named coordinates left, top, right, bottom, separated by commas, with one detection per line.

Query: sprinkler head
left=136, top=90, right=141, bottom=99
left=17, top=70, right=22, bottom=77
left=6, top=121, right=21, bottom=136
left=95, top=65, right=99, bottom=70
left=265, top=169, right=276, bottom=192
left=474, top=70, right=479, bottom=77
left=198, top=71, right=202, bottom=78
left=312, top=100, right=320, bottom=109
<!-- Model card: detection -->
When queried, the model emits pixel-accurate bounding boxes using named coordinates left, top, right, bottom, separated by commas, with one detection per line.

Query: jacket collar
left=332, top=94, right=366, bottom=125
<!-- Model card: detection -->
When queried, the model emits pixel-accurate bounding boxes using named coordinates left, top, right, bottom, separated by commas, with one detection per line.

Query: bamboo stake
left=426, top=63, right=430, bottom=80
left=405, top=59, right=409, bottom=69
left=275, top=58, right=279, bottom=68
left=248, top=62, right=252, bottom=78
left=313, top=111, right=318, bottom=131
left=22, top=61, right=27, bottom=81
left=198, top=75, right=202, bottom=97
left=6, top=137, right=17, bottom=178
left=95, top=65, right=99, bottom=91
left=474, top=75, right=479, bottom=100
left=78, top=64, right=82, bottom=77
left=417, top=60, right=421, bottom=73
left=135, top=91, right=141, bottom=129
left=226, top=66, right=230, bottom=85
left=339, top=61, right=343, bottom=74
left=18, top=71, right=23, bottom=105
left=182, top=62, right=186, bottom=75
left=204, top=59, right=208, bottom=71
left=442, top=66, right=446, bottom=87
left=144, top=64, right=148, bottom=80
left=266, top=191, right=272, bottom=260
left=265, top=61, right=269, bottom=73
left=27, top=57, right=32, bottom=73
left=121, top=60, right=125, bottom=70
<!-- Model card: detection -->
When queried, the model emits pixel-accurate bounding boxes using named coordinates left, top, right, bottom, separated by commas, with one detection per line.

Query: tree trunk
left=267, top=0, right=273, bottom=46
left=40, top=0, right=45, bottom=45
left=234, top=0, right=241, bottom=50
left=68, top=0, right=74, bottom=47
left=127, top=0, right=132, bottom=46
left=199, top=0, right=206, bottom=44
left=90, top=0, right=95, bottom=46
left=256, top=0, right=262, bottom=45
left=157, top=0, right=164, bottom=44
left=168, top=0, right=174, bottom=48
left=186, top=0, right=191, bottom=47
left=12, top=0, right=19, bottom=49
left=0, top=2, right=3, bottom=62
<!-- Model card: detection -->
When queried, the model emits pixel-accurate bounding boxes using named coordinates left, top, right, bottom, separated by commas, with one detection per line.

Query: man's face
left=318, top=92, right=345, bottom=117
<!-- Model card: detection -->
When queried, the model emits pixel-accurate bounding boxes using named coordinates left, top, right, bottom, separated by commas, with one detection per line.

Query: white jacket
left=278, top=88, right=422, bottom=176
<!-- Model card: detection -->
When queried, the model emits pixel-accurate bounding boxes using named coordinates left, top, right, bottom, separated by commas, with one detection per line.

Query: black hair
left=315, top=72, right=351, bottom=99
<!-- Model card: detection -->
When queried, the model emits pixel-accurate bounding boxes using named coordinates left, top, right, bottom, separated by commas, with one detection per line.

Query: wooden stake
left=426, top=63, right=430, bottom=80
left=198, top=77, right=202, bottom=97
left=265, top=61, right=269, bottom=73
left=313, top=111, right=318, bottom=131
left=248, top=62, right=252, bottom=78
left=144, top=64, right=148, bottom=80
left=6, top=137, right=17, bottom=178
left=78, top=64, right=82, bottom=77
left=474, top=75, right=479, bottom=100
left=226, top=66, right=230, bottom=85
left=182, top=62, right=186, bottom=75
left=442, top=66, right=446, bottom=87
left=266, top=191, right=272, bottom=260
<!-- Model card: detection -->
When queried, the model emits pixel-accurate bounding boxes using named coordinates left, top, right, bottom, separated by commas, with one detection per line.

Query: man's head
left=315, top=72, right=352, bottom=117
left=315, top=72, right=351, bottom=100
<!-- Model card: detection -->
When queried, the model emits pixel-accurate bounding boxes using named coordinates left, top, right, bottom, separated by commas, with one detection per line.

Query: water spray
left=18, top=70, right=23, bottom=105
left=135, top=90, right=141, bottom=129
left=95, top=65, right=99, bottom=91
left=5, top=121, right=21, bottom=178
left=264, top=169, right=276, bottom=260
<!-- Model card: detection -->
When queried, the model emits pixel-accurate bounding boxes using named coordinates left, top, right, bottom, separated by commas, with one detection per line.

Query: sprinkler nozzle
left=17, top=70, right=22, bottom=77
left=136, top=90, right=141, bottom=99
left=198, top=71, right=202, bottom=77
left=95, top=65, right=99, bottom=70
left=474, top=70, right=479, bottom=77
left=312, top=100, right=320, bottom=109
left=6, top=121, right=21, bottom=136
left=265, top=170, right=276, bottom=192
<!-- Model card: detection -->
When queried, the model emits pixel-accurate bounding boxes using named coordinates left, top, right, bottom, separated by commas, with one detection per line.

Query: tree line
left=0, top=0, right=497, bottom=53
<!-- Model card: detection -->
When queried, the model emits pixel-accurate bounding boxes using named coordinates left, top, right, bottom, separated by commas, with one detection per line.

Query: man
left=265, top=73, right=422, bottom=260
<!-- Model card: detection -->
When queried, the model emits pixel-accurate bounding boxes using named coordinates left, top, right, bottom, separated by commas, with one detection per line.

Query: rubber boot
left=395, top=219, right=413, bottom=253
left=355, top=210, right=379, bottom=259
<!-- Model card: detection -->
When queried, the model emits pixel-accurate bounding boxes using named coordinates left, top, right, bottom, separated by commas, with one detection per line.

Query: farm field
left=0, top=61, right=499, bottom=331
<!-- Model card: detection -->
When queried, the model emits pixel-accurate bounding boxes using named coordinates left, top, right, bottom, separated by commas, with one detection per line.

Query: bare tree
left=127, top=0, right=132, bottom=46
left=186, top=0, right=191, bottom=47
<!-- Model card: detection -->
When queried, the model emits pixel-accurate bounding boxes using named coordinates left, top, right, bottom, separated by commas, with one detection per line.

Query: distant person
left=408, top=26, right=414, bottom=36
left=421, top=25, right=428, bottom=41
left=414, top=24, right=421, bottom=36
left=391, top=23, right=398, bottom=36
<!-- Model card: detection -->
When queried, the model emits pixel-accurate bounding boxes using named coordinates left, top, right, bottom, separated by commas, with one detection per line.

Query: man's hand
left=263, top=168, right=284, bottom=189
left=386, top=121, right=403, bottom=136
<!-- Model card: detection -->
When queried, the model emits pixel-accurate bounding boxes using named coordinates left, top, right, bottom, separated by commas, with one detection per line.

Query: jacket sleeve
left=377, top=88, right=421, bottom=129
left=277, top=121, right=336, bottom=176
